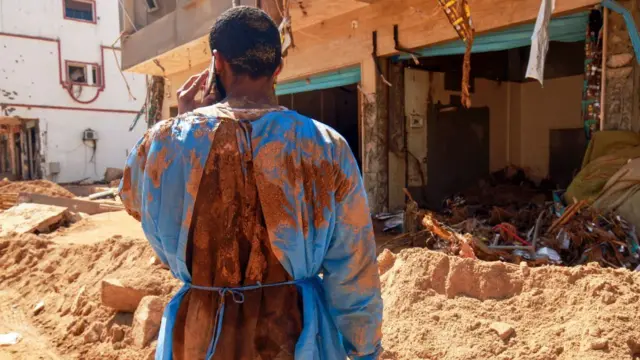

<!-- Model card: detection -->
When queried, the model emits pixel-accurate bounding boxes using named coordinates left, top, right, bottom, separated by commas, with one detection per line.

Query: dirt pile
left=379, top=247, right=640, bottom=360
left=0, top=234, right=179, bottom=359
left=0, top=180, right=75, bottom=199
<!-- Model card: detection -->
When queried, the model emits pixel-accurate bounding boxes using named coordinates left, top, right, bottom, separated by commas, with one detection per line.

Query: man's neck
left=224, top=77, right=278, bottom=109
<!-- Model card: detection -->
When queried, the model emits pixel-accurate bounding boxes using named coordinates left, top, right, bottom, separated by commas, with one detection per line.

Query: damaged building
left=118, top=0, right=640, bottom=214
left=0, top=0, right=147, bottom=183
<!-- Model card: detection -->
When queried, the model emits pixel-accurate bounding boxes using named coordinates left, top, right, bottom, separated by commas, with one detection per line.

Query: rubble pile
left=0, top=234, right=179, bottom=359
left=400, top=167, right=640, bottom=270
left=379, top=247, right=640, bottom=360
left=0, top=179, right=75, bottom=199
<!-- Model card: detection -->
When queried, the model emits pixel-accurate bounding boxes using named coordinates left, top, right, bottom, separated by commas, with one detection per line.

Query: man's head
left=210, top=6, right=282, bottom=95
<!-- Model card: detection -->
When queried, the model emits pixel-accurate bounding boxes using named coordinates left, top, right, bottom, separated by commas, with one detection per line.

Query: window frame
left=146, top=0, right=160, bottom=13
left=63, top=0, right=97, bottom=24
left=65, top=60, right=102, bottom=87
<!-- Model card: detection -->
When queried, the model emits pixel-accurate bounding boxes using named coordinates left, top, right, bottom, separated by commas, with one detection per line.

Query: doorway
left=278, top=84, right=360, bottom=169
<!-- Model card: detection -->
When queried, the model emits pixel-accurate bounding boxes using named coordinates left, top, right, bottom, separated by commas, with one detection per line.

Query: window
left=68, top=65, right=86, bottom=84
left=64, top=0, right=95, bottom=22
left=67, top=62, right=101, bottom=86
left=146, top=0, right=160, bottom=12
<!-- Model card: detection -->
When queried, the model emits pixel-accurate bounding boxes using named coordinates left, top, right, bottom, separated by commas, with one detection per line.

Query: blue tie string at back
left=188, top=278, right=310, bottom=360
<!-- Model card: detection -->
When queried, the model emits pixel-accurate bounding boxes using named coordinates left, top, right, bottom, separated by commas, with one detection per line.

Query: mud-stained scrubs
left=119, top=101, right=383, bottom=360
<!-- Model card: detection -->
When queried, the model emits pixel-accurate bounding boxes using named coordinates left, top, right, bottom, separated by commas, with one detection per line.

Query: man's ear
left=274, top=59, right=284, bottom=78
left=212, top=50, right=225, bottom=74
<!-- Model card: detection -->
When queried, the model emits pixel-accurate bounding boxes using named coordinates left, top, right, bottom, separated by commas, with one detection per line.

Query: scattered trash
left=383, top=214, right=404, bottom=232
left=0, top=332, right=21, bottom=346
left=536, top=247, right=562, bottom=264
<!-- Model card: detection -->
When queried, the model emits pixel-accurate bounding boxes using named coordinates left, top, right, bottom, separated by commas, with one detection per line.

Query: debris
left=83, top=323, right=104, bottom=344
left=70, top=286, right=87, bottom=316
left=0, top=203, right=69, bottom=237
left=399, top=166, right=640, bottom=270
left=536, top=247, right=562, bottom=264
left=111, top=325, right=125, bottom=343
left=132, top=296, right=164, bottom=348
left=383, top=213, right=404, bottom=232
left=18, top=193, right=124, bottom=215
left=33, top=300, right=45, bottom=316
left=0, top=332, right=21, bottom=346
left=88, top=189, right=118, bottom=201
left=377, top=249, right=396, bottom=276
left=148, top=256, right=161, bottom=266
left=104, top=167, right=124, bottom=183
left=0, top=179, right=75, bottom=199
left=490, top=322, right=516, bottom=340
left=590, top=338, right=608, bottom=350
left=101, top=279, right=153, bottom=312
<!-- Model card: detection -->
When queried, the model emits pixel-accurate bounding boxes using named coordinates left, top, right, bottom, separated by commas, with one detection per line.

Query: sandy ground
left=1, top=211, right=640, bottom=359
left=49, top=211, right=144, bottom=245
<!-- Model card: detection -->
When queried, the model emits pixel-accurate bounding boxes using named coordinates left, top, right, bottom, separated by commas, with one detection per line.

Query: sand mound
left=0, top=180, right=75, bottom=198
left=380, top=248, right=640, bottom=360
left=0, top=234, right=179, bottom=359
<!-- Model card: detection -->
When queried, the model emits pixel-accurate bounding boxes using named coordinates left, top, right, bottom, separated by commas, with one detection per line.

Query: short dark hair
left=209, top=6, right=281, bottom=79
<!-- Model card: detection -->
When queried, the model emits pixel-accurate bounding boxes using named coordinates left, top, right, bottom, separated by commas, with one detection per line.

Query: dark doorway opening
left=278, top=84, right=360, bottom=169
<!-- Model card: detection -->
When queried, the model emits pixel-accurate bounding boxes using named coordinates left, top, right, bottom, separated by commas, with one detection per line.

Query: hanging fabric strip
left=437, top=0, right=475, bottom=107
left=525, top=0, right=556, bottom=85
left=279, top=0, right=294, bottom=57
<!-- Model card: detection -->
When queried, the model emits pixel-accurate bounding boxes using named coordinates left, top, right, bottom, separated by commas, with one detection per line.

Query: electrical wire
left=117, top=0, right=138, bottom=32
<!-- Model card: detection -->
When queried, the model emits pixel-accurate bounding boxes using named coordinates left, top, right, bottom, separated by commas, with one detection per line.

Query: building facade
left=118, top=0, right=639, bottom=213
left=0, top=0, right=147, bottom=183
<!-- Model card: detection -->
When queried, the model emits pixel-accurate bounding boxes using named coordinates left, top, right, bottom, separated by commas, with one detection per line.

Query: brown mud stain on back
left=146, top=146, right=172, bottom=188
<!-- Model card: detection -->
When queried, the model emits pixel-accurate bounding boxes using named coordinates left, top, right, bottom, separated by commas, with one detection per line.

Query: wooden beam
left=18, top=193, right=124, bottom=215
left=125, top=0, right=599, bottom=82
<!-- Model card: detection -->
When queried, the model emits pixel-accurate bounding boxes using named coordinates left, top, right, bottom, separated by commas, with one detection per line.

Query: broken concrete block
left=101, top=279, right=152, bottom=312
left=0, top=203, right=68, bottom=237
left=83, top=323, right=104, bottom=344
left=71, top=286, right=87, bottom=316
left=132, top=296, right=164, bottom=348
left=590, top=338, right=608, bottom=350
left=111, top=325, right=125, bottom=343
left=104, top=168, right=124, bottom=183
left=490, top=322, right=515, bottom=340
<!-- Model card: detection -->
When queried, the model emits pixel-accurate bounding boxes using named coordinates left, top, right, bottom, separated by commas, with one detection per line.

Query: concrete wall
left=517, top=76, right=584, bottom=178
left=0, top=0, right=147, bottom=183
left=389, top=70, right=583, bottom=209
left=604, top=0, right=640, bottom=131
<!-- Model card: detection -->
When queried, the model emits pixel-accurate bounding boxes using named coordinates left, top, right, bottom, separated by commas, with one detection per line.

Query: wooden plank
left=0, top=203, right=68, bottom=237
left=18, top=193, right=124, bottom=215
